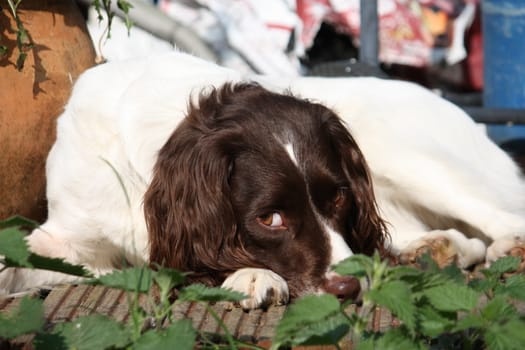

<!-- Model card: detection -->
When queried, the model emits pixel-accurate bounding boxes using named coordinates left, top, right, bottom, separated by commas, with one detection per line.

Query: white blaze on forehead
left=325, top=222, right=353, bottom=265
left=274, top=134, right=353, bottom=276
left=284, top=142, right=298, bottom=166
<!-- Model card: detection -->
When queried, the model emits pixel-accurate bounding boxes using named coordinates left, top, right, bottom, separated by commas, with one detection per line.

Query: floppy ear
left=143, top=84, right=256, bottom=284
left=323, top=113, right=389, bottom=257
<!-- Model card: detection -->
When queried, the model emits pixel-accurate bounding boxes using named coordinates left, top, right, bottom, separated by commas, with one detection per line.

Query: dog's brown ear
left=143, top=84, right=256, bottom=284
left=323, top=114, right=389, bottom=257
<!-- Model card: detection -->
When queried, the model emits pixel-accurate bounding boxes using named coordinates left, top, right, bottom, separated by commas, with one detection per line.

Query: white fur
left=2, top=52, right=525, bottom=305
left=325, top=223, right=354, bottom=266
left=221, top=268, right=289, bottom=309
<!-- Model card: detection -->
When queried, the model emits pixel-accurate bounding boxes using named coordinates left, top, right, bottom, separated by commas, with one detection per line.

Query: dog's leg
left=374, top=150, right=525, bottom=267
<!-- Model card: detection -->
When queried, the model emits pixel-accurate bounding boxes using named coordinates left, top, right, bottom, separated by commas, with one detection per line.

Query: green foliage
left=0, top=226, right=31, bottom=267
left=88, top=267, right=154, bottom=292
left=276, top=253, right=525, bottom=349
left=178, top=284, right=247, bottom=303
left=133, top=319, right=196, bottom=350
left=92, top=0, right=133, bottom=38
left=422, top=284, right=479, bottom=312
left=1, top=0, right=133, bottom=69
left=272, top=294, right=349, bottom=348
left=34, top=315, right=129, bottom=350
left=0, top=296, right=45, bottom=339
left=0, top=219, right=90, bottom=277
left=2, top=0, right=33, bottom=70
left=2, top=218, right=525, bottom=349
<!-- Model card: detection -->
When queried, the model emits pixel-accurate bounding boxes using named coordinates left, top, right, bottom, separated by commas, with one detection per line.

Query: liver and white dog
left=2, top=53, right=525, bottom=309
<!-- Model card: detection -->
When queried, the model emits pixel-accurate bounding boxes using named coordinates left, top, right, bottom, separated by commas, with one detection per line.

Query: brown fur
left=144, top=82, right=388, bottom=297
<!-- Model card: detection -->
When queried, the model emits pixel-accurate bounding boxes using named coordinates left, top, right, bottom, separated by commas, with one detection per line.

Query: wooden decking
left=0, top=284, right=396, bottom=349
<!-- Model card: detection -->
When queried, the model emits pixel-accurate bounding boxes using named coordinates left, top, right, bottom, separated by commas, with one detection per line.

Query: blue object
left=482, top=0, right=525, bottom=144
left=482, top=0, right=525, bottom=108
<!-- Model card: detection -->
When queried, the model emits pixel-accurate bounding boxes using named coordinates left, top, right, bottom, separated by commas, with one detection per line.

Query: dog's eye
left=258, top=212, right=284, bottom=228
left=334, top=188, right=348, bottom=208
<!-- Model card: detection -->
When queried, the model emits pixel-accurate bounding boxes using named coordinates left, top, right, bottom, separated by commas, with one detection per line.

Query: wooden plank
left=237, top=308, right=263, bottom=343
left=255, top=305, right=286, bottom=340
left=42, top=285, right=72, bottom=322
left=198, top=302, right=224, bottom=334
left=47, top=285, right=87, bottom=323
left=187, top=301, right=207, bottom=330
left=170, top=300, right=191, bottom=323
left=222, top=304, right=245, bottom=337
left=68, top=285, right=107, bottom=318
left=93, top=287, right=126, bottom=319
left=1, top=284, right=402, bottom=350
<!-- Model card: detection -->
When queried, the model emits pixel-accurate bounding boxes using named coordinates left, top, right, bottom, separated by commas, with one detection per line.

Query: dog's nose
left=323, top=275, right=361, bottom=301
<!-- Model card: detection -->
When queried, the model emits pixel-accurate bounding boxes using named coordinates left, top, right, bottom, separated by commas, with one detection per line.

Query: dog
left=2, top=52, right=525, bottom=309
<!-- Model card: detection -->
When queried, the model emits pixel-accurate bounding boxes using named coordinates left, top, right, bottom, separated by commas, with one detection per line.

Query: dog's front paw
left=221, top=268, right=289, bottom=310
left=398, top=230, right=486, bottom=269
left=487, top=236, right=525, bottom=272
left=399, top=236, right=461, bottom=268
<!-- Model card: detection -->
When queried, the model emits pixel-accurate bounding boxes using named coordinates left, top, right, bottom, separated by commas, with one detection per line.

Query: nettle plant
left=1, top=216, right=525, bottom=350
left=1, top=0, right=132, bottom=70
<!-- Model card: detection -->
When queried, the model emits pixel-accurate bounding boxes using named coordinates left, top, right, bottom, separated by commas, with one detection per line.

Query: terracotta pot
left=0, top=0, right=96, bottom=221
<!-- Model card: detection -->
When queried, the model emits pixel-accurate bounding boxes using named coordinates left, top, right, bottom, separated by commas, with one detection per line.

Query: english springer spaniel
left=2, top=53, right=525, bottom=309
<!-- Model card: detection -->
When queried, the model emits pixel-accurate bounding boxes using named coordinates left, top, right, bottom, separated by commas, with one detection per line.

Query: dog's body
left=2, top=53, right=525, bottom=308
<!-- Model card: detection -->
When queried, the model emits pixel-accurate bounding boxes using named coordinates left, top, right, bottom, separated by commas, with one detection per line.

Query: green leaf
left=117, top=0, right=133, bottom=13
left=416, top=252, right=441, bottom=273
left=469, top=277, right=495, bottom=294
left=333, top=254, right=373, bottom=277
left=153, top=267, right=187, bottom=292
left=481, top=295, right=517, bottom=322
left=357, top=328, right=426, bottom=350
left=0, top=227, right=32, bottom=267
left=0, top=296, right=45, bottom=339
left=178, top=284, right=246, bottom=302
left=452, top=313, right=485, bottom=332
left=117, top=0, right=134, bottom=33
left=484, top=256, right=521, bottom=277
left=0, top=215, right=39, bottom=229
left=87, top=267, right=153, bottom=292
left=377, top=328, right=426, bottom=350
left=384, top=265, right=422, bottom=281
left=402, top=271, right=449, bottom=295
left=484, top=318, right=525, bottom=350
left=287, top=313, right=349, bottom=346
left=43, top=315, right=129, bottom=350
left=416, top=304, right=456, bottom=337
left=28, top=254, right=91, bottom=277
left=273, top=294, right=348, bottom=348
left=367, top=280, right=417, bottom=332
left=134, top=319, right=196, bottom=350
left=33, top=333, right=67, bottom=350
left=423, top=284, right=480, bottom=312
left=440, top=264, right=466, bottom=284
left=494, top=274, right=525, bottom=301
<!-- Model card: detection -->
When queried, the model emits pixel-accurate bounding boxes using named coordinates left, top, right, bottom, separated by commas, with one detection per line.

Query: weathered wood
left=1, top=285, right=398, bottom=349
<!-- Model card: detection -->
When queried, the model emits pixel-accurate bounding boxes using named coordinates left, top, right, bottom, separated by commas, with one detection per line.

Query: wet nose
left=323, top=275, right=361, bottom=301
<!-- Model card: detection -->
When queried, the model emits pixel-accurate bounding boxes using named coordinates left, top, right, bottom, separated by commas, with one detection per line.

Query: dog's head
left=144, top=82, right=387, bottom=299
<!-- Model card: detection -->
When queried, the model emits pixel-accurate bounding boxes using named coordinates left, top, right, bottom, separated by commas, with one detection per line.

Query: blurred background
left=75, top=0, right=525, bottom=157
